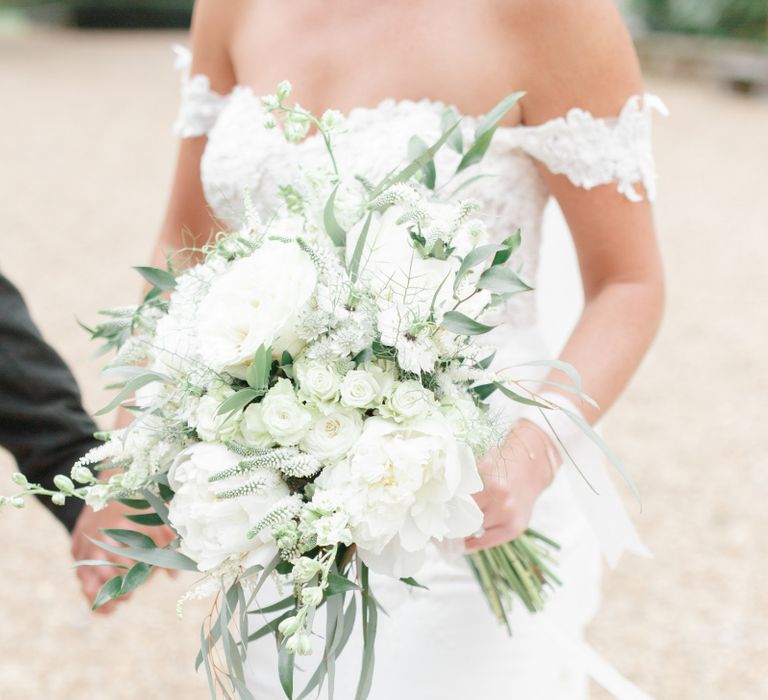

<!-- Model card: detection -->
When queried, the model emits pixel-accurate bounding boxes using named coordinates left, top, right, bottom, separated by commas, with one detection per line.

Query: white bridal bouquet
left=2, top=81, right=626, bottom=699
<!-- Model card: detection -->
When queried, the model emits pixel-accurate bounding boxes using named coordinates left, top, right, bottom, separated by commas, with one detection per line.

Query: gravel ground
left=0, top=28, right=766, bottom=700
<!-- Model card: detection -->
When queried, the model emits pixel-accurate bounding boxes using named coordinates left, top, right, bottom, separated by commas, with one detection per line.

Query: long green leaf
left=324, top=185, right=347, bottom=247
left=87, top=537, right=199, bottom=571
left=492, top=229, right=522, bottom=265
left=325, top=572, right=361, bottom=597
left=278, top=643, right=295, bottom=699
left=441, top=106, right=464, bottom=153
left=100, top=528, right=156, bottom=549
left=492, top=382, right=552, bottom=408
left=454, top=243, right=507, bottom=292
left=354, top=564, right=377, bottom=700
left=94, top=371, right=166, bottom=416
left=92, top=574, right=124, bottom=610
left=133, top=265, right=177, bottom=291
left=407, top=135, right=436, bottom=190
left=476, top=266, right=533, bottom=294
left=246, top=345, right=271, bottom=391
left=348, top=212, right=373, bottom=283
left=441, top=310, right=495, bottom=336
left=217, top=388, right=260, bottom=417
left=71, top=559, right=129, bottom=570
left=120, top=562, right=151, bottom=595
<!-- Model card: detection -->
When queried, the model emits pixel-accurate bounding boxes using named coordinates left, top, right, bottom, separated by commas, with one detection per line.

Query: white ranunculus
left=383, top=380, right=436, bottom=422
left=167, top=443, right=289, bottom=571
left=241, top=403, right=274, bottom=448
left=295, top=359, right=341, bottom=404
left=339, top=369, right=384, bottom=409
left=346, top=206, right=459, bottom=316
left=260, top=379, right=312, bottom=446
left=195, top=240, right=317, bottom=378
left=315, top=416, right=483, bottom=578
left=300, top=407, right=362, bottom=463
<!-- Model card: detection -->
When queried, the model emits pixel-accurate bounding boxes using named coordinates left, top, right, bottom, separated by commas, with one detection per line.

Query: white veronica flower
left=315, top=416, right=483, bottom=578
left=195, top=240, right=317, bottom=378
left=260, top=379, right=312, bottom=446
left=300, top=407, right=363, bottom=463
left=167, top=443, right=289, bottom=571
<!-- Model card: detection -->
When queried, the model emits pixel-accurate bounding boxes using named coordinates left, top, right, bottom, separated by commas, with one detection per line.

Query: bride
left=72, top=0, right=665, bottom=697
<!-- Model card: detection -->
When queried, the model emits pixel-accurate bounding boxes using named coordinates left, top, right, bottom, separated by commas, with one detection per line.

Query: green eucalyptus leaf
left=407, top=135, right=436, bottom=190
left=71, top=559, right=129, bottom=570
left=125, top=512, right=166, bottom=527
left=454, top=243, right=507, bottom=292
left=324, top=185, right=347, bottom=247
left=492, top=383, right=552, bottom=408
left=88, top=537, right=199, bottom=571
left=441, top=106, right=464, bottom=153
left=476, top=266, right=533, bottom=294
left=120, top=562, right=152, bottom=595
left=133, top=265, right=177, bottom=291
left=348, top=211, right=374, bottom=283
left=247, top=595, right=295, bottom=615
left=441, top=311, right=495, bottom=336
left=457, top=91, right=525, bottom=172
left=246, top=345, right=271, bottom=391
left=492, top=229, right=522, bottom=265
left=325, top=572, right=361, bottom=597
left=94, top=371, right=167, bottom=417
left=118, top=498, right=151, bottom=510
left=472, top=383, right=498, bottom=400
left=217, top=388, right=261, bottom=417
left=278, top=642, right=295, bottom=699
left=355, top=564, right=378, bottom=700
left=100, top=528, right=156, bottom=549
left=92, top=574, right=125, bottom=610
left=399, top=576, right=429, bottom=590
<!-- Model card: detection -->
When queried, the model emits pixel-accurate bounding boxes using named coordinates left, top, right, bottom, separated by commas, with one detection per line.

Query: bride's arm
left=468, top=1, right=664, bottom=551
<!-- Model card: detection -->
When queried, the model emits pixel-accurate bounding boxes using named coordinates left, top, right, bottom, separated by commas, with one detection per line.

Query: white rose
left=300, top=407, right=362, bottom=463
left=261, top=379, right=312, bottom=446
left=295, top=359, right=341, bottom=404
left=241, top=403, right=274, bottom=448
left=315, top=416, right=483, bottom=578
left=167, top=443, right=289, bottom=571
left=383, top=380, right=435, bottom=422
left=191, top=391, right=241, bottom=442
left=339, top=369, right=384, bottom=409
left=195, top=240, right=317, bottom=378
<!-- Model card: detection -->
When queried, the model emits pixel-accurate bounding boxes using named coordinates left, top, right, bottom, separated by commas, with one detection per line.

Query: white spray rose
left=167, top=443, right=289, bottom=571
left=260, top=379, right=312, bottom=446
left=315, top=416, right=483, bottom=578
left=195, top=240, right=317, bottom=378
left=191, top=389, right=241, bottom=442
left=241, top=403, right=274, bottom=448
left=339, top=369, right=385, bottom=409
left=382, top=380, right=435, bottom=422
left=300, top=407, right=362, bottom=463
left=295, top=359, right=341, bottom=404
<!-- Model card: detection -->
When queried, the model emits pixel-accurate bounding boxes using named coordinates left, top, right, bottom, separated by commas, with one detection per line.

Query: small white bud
left=263, top=114, right=277, bottom=129
left=301, top=585, right=324, bottom=607
left=10, top=496, right=25, bottom=509
left=292, top=556, right=322, bottom=584
left=277, top=615, right=302, bottom=638
left=53, top=474, right=75, bottom=494
left=71, top=466, right=95, bottom=484
left=11, top=473, right=28, bottom=487
left=276, top=80, right=292, bottom=101
left=261, top=94, right=279, bottom=111
left=51, top=493, right=67, bottom=507
left=320, top=109, right=345, bottom=133
left=285, top=632, right=312, bottom=656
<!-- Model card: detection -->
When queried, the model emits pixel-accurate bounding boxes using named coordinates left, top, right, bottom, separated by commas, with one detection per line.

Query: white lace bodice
left=173, top=47, right=665, bottom=327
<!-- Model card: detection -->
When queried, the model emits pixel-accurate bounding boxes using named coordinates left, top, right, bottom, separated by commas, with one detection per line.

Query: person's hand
left=71, top=500, right=176, bottom=614
left=464, top=420, right=558, bottom=552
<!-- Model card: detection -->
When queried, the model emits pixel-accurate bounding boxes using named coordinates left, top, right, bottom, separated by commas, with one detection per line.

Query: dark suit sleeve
left=0, top=273, right=100, bottom=531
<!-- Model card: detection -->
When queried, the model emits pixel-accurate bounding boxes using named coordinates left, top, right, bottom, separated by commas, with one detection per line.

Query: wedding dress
left=173, top=47, right=664, bottom=700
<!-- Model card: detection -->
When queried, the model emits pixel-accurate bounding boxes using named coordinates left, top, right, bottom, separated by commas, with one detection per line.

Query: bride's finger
left=463, top=525, right=511, bottom=552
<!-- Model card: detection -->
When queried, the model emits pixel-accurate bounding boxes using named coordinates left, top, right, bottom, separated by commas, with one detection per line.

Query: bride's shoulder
left=496, top=0, right=644, bottom=124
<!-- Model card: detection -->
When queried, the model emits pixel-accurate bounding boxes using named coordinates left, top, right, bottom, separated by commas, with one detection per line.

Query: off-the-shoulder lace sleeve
left=172, top=45, right=229, bottom=139
left=508, top=94, right=668, bottom=202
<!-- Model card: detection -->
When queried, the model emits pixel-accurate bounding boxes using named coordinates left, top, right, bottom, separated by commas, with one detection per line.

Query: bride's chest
left=199, top=91, right=549, bottom=235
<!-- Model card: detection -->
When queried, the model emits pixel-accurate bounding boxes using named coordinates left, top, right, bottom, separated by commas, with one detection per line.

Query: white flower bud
left=292, top=556, right=322, bottom=584
left=261, top=94, right=279, bottom=111
left=320, top=109, right=345, bottom=133
left=11, top=473, right=28, bottom=486
left=301, top=585, right=324, bottom=607
left=51, top=493, right=67, bottom=507
left=10, top=496, right=25, bottom=509
left=276, top=80, right=292, bottom=101
left=53, top=474, right=75, bottom=494
left=71, top=466, right=95, bottom=484
left=285, top=632, right=312, bottom=656
left=277, top=615, right=302, bottom=637
left=263, top=114, right=277, bottom=129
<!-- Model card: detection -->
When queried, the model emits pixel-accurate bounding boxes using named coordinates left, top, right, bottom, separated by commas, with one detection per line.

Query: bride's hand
left=71, top=500, right=176, bottom=615
left=464, top=421, right=558, bottom=552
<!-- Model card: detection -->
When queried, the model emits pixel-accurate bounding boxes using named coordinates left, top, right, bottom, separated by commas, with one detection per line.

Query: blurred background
left=0, top=1, right=766, bottom=699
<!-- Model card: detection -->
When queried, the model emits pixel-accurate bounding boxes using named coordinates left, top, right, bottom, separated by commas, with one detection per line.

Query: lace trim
left=172, top=45, right=229, bottom=138
left=501, top=94, right=669, bottom=202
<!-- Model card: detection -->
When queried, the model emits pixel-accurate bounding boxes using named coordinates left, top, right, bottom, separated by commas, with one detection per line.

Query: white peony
left=300, top=407, right=362, bottom=463
left=195, top=240, right=317, bottom=378
left=295, top=359, right=341, bottom=404
left=260, top=379, right=312, bottom=446
left=167, top=443, right=289, bottom=571
left=315, top=416, right=483, bottom=577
